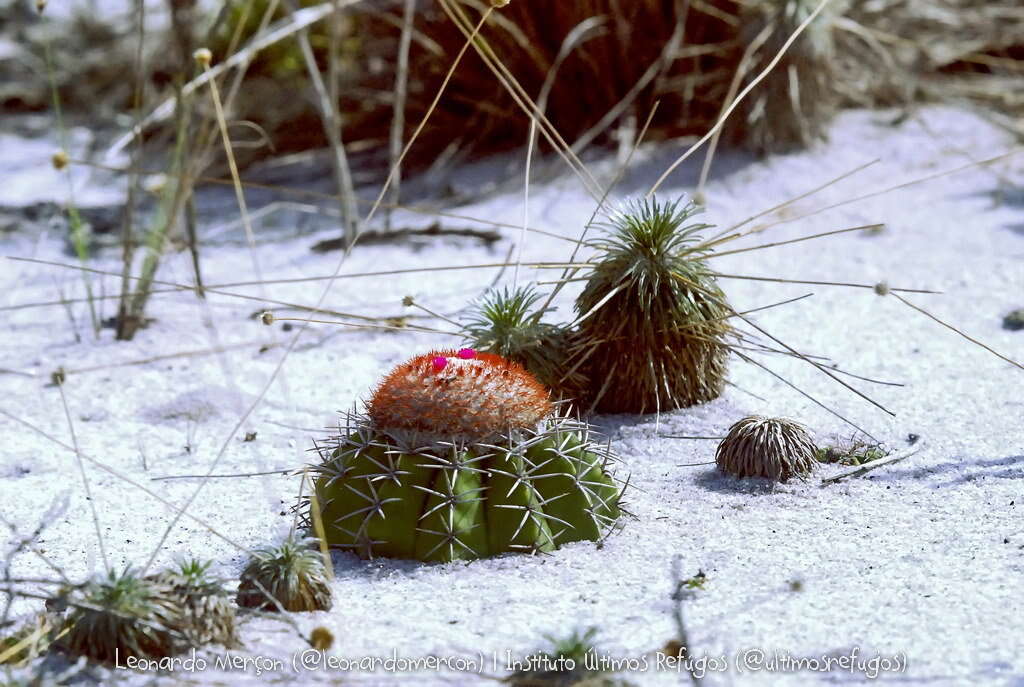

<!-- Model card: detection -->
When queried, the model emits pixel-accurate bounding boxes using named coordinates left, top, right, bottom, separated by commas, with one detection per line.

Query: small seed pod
left=193, top=48, right=213, bottom=68
left=51, top=150, right=69, bottom=171
left=310, top=626, right=334, bottom=650
left=715, top=416, right=818, bottom=482
left=874, top=282, right=890, bottom=296
left=236, top=537, right=332, bottom=612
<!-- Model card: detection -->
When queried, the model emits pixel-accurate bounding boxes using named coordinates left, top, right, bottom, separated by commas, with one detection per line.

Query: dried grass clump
left=731, top=0, right=844, bottom=153
left=14, top=0, right=1024, bottom=166
left=236, top=536, right=332, bottom=612
left=716, top=416, right=818, bottom=482
left=149, top=559, right=238, bottom=648
left=575, top=196, right=731, bottom=415
left=836, top=0, right=1024, bottom=132
left=0, top=613, right=60, bottom=666
left=356, top=0, right=739, bottom=161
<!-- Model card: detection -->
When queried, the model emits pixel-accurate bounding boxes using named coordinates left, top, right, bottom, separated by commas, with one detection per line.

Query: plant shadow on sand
left=872, top=454, right=1024, bottom=489
left=693, top=468, right=798, bottom=495
left=327, top=549, right=424, bottom=580
left=963, top=185, right=1024, bottom=236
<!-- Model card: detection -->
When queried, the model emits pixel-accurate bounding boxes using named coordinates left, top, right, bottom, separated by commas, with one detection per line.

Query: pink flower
left=431, top=356, right=448, bottom=372
left=457, top=348, right=477, bottom=360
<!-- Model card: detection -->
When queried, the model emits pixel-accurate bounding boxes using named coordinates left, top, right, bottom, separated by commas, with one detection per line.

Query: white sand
left=1, top=106, right=1023, bottom=686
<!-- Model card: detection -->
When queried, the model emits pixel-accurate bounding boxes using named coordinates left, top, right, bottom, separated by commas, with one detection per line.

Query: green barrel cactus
left=309, top=349, right=623, bottom=562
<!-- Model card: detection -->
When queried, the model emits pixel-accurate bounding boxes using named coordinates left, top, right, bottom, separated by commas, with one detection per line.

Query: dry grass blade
left=65, top=155, right=583, bottom=242
left=710, top=271, right=938, bottom=294
left=542, top=101, right=663, bottom=314
left=386, top=0, right=418, bottom=232
left=705, top=223, right=886, bottom=259
left=891, top=293, right=1024, bottom=372
left=821, top=442, right=924, bottom=484
left=55, top=382, right=109, bottom=573
left=361, top=3, right=498, bottom=230
left=105, top=2, right=351, bottom=160
left=749, top=147, right=1024, bottom=233
left=696, top=19, right=773, bottom=201
left=0, top=408, right=249, bottom=553
left=733, top=350, right=878, bottom=442
left=8, top=256, right=472, bottom=323
left=439, top=0, right=603, bottom=200
left=729, top=306, right=895, bottom=417
left=722, top=158, right=880, bottom=237
left=281, top=0, right=358, bottom=246
left=198, top=55, right=268, bottom=301
left=649, top=0, right=835, bottom=195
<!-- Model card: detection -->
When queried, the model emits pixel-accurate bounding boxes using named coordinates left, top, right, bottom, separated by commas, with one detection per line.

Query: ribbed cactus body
left=313, top=418, right=621, bottom=563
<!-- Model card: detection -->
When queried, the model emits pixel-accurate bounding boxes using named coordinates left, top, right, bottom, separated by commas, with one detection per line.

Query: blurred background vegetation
left=4, top=0, right=1022, bottom=171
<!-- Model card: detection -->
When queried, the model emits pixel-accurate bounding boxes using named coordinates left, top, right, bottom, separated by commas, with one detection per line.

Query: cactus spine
left=311, top=349, right=623, bottom=562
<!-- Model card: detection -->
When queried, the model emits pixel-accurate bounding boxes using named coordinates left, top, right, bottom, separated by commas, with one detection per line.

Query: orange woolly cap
left=367, top=348, right=552, bottom=439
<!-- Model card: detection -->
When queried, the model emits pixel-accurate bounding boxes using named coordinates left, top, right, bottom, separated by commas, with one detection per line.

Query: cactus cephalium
left=575, top=196, right=732, bottom=414
left=310, top=349, right=623, bottom=562
left=716, top=415, right=818, bottom=482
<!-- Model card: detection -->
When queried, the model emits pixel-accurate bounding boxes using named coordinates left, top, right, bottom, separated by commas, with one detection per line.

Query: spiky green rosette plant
left=150, top=559, right=237, bottom=647
left=575, top=197, right=731, bottom=414
left=310, top=349, right=623, bottom=563
left=63, top=567, right=183, bottom=664
left=716, top=416, right=818, bottom=482
left=236, top=536, right=332, bottom=612
left=462, top=286, right=586, bottom=402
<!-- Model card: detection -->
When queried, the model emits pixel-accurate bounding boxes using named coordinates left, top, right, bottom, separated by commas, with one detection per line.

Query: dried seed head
left=50, top=367, right=66, bottom=386
left=716, top=415, right=818, bottom=482
left=143, top=173, right=168, bottom=195
left=51, top=150, right=69, bottom=171
left=260, top=311, right=275, bottom=326
left=310, top=626, right=334, bottom=650
left=35, top=0, right=47, bottom=13
left=193, top=48, right=213, bottom=68
left=367, top=349, right=552, bottom=441
left=874, top=282, right=890, bottom=296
